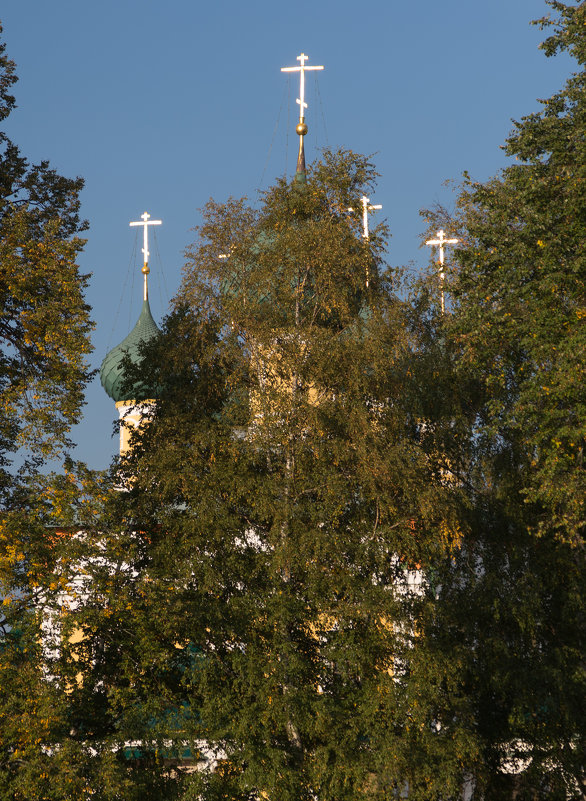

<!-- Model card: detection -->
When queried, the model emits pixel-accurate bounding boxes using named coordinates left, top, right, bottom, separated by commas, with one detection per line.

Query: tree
left=81, top=150, right=476, bottom=801
left=0, top=25, right=92, bottom=471
left=0, top=26, right=97, bottom=800
left=421, top=2, right=585, bottom=797
left=0, top=464, right=134, bottom=801
left=441, top=0, right=585, bottom=548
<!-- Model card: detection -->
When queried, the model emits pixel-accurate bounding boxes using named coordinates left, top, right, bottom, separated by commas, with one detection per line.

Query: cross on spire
left=281, top=52, right=324, bottom=120
left=130, top=211, right=162, bottom=301
left=281, top=53, right=324, bottom=179
left=347, top=196, right=382, bottom=288
left=425, top=229, right=459, bottom=314
left=359, top=195, right=382, bottom=239
left=348, top=196, right=383, bottom=239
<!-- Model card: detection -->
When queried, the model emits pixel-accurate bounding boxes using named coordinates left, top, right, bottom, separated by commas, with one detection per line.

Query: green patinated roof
left=100, top=298, right=161, bottom=403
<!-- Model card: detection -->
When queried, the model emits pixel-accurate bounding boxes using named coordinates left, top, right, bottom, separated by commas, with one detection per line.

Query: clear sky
left=0, top=1, right=577, bottom=470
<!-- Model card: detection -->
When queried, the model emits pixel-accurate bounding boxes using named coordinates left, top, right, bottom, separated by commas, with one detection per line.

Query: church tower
left=100, top=212, right=162, bottom=455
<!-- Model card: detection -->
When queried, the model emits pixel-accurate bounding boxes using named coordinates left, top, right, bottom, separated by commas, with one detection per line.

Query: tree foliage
left=428, top=0, right=586, bottom=548
left=78, top=150, right=475, bottom=801
left=0, top=25, right=92, bottom=469
left=420, top=3, right=585, bottom=798
left=0, top=3, right=583, bottom=798
left=84, top=3, right=586, bottom=784
left=0, top=26, right=99, bottom=800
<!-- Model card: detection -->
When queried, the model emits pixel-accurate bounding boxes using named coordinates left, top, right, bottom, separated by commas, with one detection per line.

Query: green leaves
left=0, top=28, right=100, bottom=801
left=0, top=35, right=92, bottom=466
left=448, top=11, right=586, bottom=546
left=89, top=149, right=474, bottom=800
left=417, top=4, right=586, bottom=797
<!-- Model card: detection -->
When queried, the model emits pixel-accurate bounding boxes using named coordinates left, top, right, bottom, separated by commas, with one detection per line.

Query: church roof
left=100, top=298, right=160, bottom=403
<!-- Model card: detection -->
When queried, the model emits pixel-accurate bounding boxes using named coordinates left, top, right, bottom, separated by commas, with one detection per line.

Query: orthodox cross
left=348, top=196, right=383, bottom=239
left=281, top=52, right=324, bottom=122
left=360, top=195, right=382, bottom=239
left=130, top=211, right=162, bottom=301
left=347, top=196, right=382, bottom=287
left=425, top=228, right=459, bottom=314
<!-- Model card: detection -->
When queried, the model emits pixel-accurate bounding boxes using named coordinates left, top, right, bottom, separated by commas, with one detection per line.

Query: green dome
left=100, top=298, right=161, bottom=403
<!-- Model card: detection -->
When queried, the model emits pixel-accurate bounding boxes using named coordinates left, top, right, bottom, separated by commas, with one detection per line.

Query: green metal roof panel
left=100, top=298, right=161, bottom=402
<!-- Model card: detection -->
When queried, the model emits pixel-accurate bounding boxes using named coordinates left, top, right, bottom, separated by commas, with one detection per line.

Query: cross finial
left=425, top=229, right=459, bottom=314
left=281, top=52, right=324, bottom=120
left=129, top=211, right=162, bottom=301
left=359, top=195, right=382, bottom=240
left=281, top=53, right=324, bottom=179
left=347, top=196, right=383, bottom=288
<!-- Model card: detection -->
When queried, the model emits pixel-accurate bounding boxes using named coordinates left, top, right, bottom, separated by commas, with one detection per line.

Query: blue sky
left=0, top=1, right=577, bottom=469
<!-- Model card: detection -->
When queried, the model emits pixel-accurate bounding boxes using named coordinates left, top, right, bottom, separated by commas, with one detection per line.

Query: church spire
left=281, top=52, right=324, bottom=183
left=100, top=213, right=163, bottom=455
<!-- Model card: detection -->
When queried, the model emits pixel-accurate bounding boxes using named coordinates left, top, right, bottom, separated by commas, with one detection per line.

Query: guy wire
left=129, top=245, right=136, bottom=333
left=258, top=83, right=287, bottom=190
left=152, top=228, right=170, bottom=311
left=105, top=232, right=138, bottom=355
left=315, top=76, right=329, bottom=148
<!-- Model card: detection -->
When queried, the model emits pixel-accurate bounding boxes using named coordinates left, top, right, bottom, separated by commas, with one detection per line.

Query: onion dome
left=100, top=298, right=160, bottom=403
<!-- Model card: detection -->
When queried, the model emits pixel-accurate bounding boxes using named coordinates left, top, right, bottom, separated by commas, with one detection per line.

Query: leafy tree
left=0, top=464, right=135, bottom=801
left=421, top=2, right=586, bottom=797
left=83, top=150, right=476, bottom=801
left=432, top=0, right=585, bottom=548
left=0, top=25, right=97, bottom=800
left=0, top=24, right=92, bottom=471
